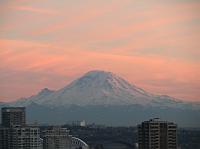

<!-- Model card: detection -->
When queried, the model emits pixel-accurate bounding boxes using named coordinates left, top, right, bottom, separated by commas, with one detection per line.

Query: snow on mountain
left=45, top=70, right=157, bottom=106
left=9, top=70, right=199, bottom=108
left=10, top=88, right=54, bottom=107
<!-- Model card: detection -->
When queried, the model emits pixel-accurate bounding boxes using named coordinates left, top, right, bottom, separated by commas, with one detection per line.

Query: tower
left=1, top=107, right=26, bottom=127
left=138, top=118, right=177, bottom=149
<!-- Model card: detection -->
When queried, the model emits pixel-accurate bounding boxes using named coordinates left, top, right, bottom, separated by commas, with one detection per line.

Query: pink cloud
left=14, top=5, right=58, bottom=15
left=0, top=39, right=199, bottom=101
left=0, top=0, right=199, bottom=102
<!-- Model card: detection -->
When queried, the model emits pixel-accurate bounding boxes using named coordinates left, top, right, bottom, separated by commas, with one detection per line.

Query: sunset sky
left=0, top=0, right=199, bottom=102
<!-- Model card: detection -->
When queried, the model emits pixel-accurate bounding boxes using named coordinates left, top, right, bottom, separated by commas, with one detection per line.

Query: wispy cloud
left=0, top=0, right=199, bottom=101
left=14, top=5, right=58, bottom=15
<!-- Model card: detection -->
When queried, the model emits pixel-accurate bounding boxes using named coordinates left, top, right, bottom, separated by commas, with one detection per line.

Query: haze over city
left=0, top=0, right=200, bottom=102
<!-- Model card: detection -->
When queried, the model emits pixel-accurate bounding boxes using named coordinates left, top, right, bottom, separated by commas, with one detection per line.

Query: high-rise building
left=1, top=107, right=26, bottom=127
left=43, top=127, right=72, bottom=149
left=0, top=125, right=41, bottom=149
left=0, top=107, right=42, bottom=149
left=138, top=118, right=177, bottom=149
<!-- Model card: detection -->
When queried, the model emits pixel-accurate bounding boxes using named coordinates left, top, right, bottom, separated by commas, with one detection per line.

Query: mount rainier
left=1, top=70, right=199, bottom=127
left=9, top=70, right=198, bottom=108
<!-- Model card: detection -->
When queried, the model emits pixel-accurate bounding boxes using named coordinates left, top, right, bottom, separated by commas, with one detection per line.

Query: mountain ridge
left=1, top=70, right=199, bottom=127
left=9, top=70, right=199, bottom=109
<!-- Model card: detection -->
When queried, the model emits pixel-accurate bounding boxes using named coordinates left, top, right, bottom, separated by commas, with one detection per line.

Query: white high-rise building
left=43, top=127, right=72, bottom=149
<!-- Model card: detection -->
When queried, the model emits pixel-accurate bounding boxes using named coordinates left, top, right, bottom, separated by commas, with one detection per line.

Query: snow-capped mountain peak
left=68, top=70, right=150, bottom=95
left=10, top=70, right=197, bottom=109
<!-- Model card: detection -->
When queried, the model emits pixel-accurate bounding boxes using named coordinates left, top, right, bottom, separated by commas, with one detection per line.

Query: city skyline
left=0, top=0, right=200, bottom=102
